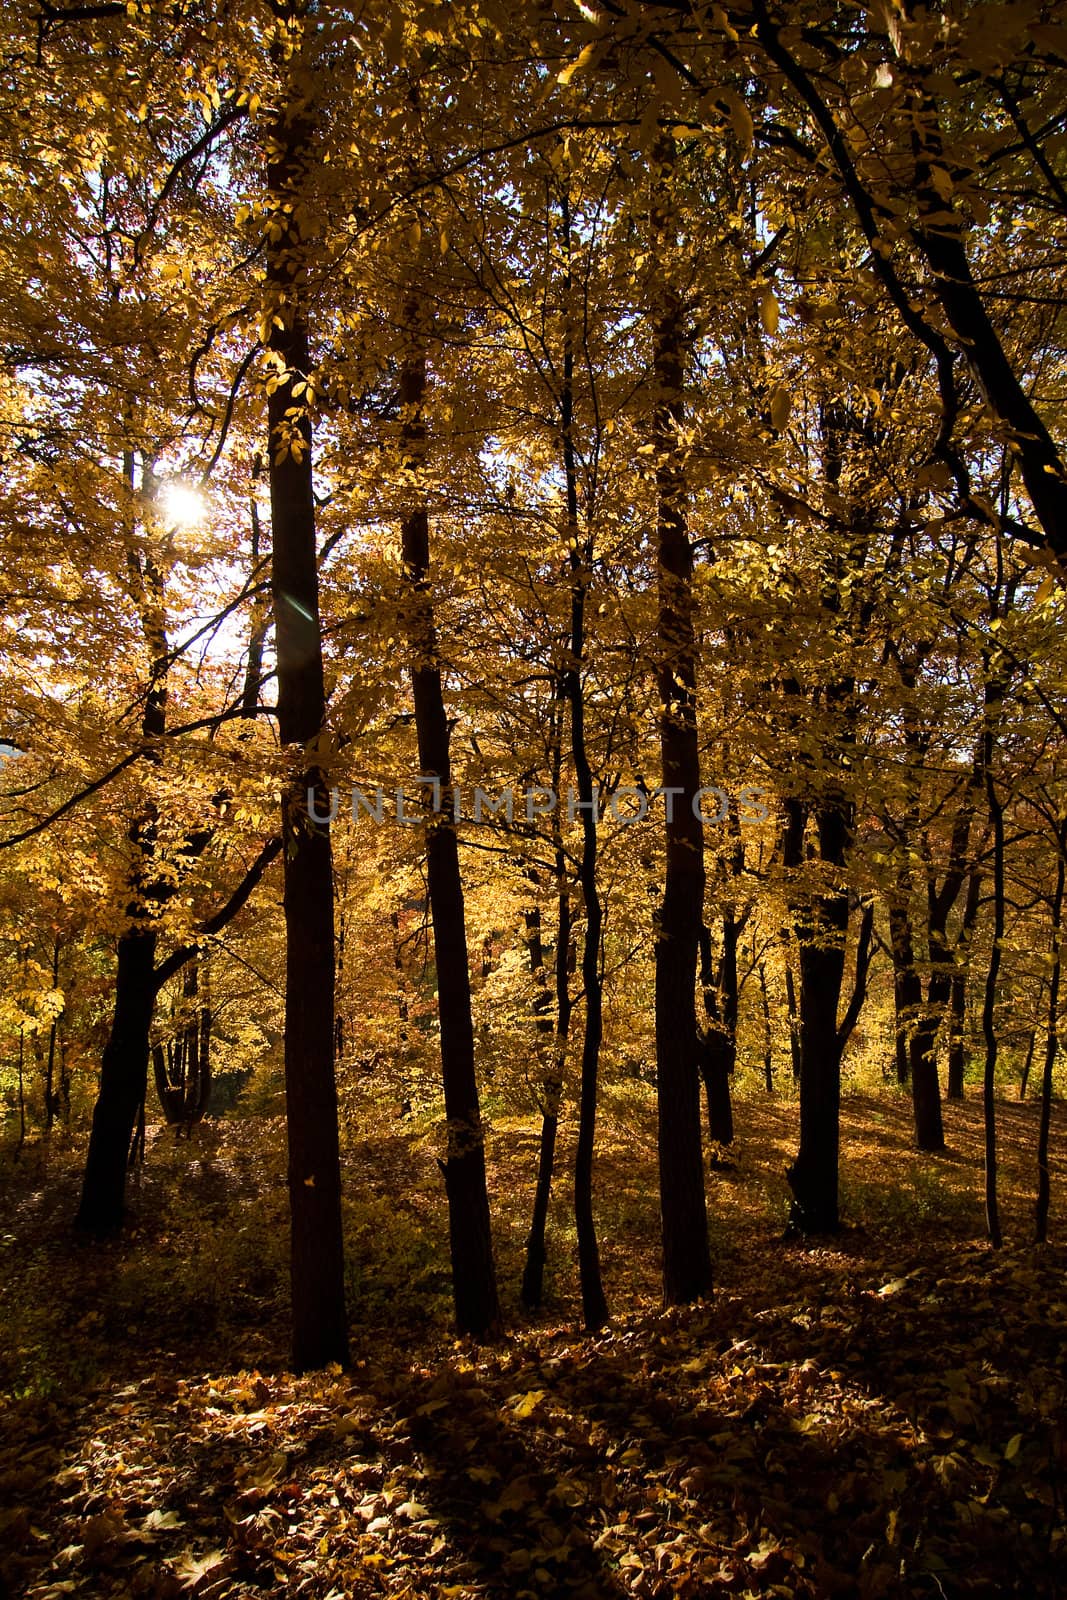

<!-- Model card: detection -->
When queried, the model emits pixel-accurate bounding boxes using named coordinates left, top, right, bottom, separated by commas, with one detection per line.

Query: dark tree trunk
left=75, top=927, right=158, bottom=1233
left=947, top=868, right=982, bottom=1101
left=698, top=922, right=736, bottom=1148
left=1019, top=1031, right=1036, bottom=1102
left=758, top=962, right=774, bottom=1093
left=651, top=144, right=712, bottom=1304
left=909, top=1002, right=946, bottom=1152
left=75, top=468, right=167, bottom=1234
left=888, top=898, right=919, bottom=1086
left=1035, top=821, right=1066, bottom=1243
left=909, top=768, right=981, bottom=1150
left=43, top=939, right=61, bottom=1132
left=153, top=959, right=212, bottom=1131
left=520, top=895, right=565, bottom=1311
left=980, top=674, right=1005, bottom=1250
left=784, top=798, right=850, bottom=1235
left=266, top=84, right=349, bottom=1371
left=783, top=945, right=802, bottom=1082
left=553, top=209, right=609, bottom=1330
left=400, top=333, right=500, bottom=1341
left=522, top=708, right=568, bottom=1312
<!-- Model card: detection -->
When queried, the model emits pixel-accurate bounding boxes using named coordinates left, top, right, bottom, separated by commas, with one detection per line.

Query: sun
left=159, top=481, right=208, bottom=530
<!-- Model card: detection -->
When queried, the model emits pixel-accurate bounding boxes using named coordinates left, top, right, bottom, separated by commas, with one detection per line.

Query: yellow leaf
left=759, top=286, right=779, bottom=336
left=509, top=1389, right=546, bottom=1418
left=769, top=385, right=791, bottom=431
left=558, top=42, right=596, bottom=86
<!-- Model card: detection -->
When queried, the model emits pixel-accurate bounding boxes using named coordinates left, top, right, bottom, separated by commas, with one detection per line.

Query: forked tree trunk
left=265, top=74, right=349, bottom=1370
left=399, top=330, right=500, bottom=1340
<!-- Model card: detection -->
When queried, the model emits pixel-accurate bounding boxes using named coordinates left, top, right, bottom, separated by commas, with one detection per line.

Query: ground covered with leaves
left=1, top=1092, right=1065, bottom=1599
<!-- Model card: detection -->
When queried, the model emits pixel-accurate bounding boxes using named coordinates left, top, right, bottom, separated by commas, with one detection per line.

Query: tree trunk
left=947, top=868, right=982, bottom=1101
left=909, top=1005, right=946, bottom=1151
left=522, top=706, right=568, bottom=1312
left=651, top=140, right=712, bottom=1304
left=75, top=926, right=158, bottom=1232
left=1035, top=820, right=1066, bottom=1243
left=553, top=202, right=609, bottom=1329
left=783, top=943, right=802, bottom=1082
left=784, top=798, right=850, bottom=1235
left=980, top=674, right=1004, bottom=1249
left=43, top=939, right=61, bottom=1132
left=888, top=898, right=919, bottom=1086
left=399, top=331, right=500, bottom=1340
left=520, top=894, right=565, bottom=1311
left=75, top=470, right=167, bottom=1233
left=698, top=922, right=736, bottom=1148
left=758, top=961, right=774, bottom=1092
left=266, top=75, right=349, bottom=1370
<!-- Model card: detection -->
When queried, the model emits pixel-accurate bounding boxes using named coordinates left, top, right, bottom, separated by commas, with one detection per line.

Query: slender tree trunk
left=1036, top=821, right=1066, bottom=1243
left=947, top=870, right=981, bottom=1100
left=75, top=478, right=167, bottom=1233
left=520, top=897, right=563, bottom=1311
left=16, top=1023, right=25, bottom=1155
left=553, top=212, right=609, bottom=1329
left=651, top=141, right=712, bottom=1304
left=783, top=943, right=802, bottom=1082
left=888, top=897, right=919, bottom=1086
left=399, top=330, right=500, bottom=1340
left=784, top=798, right=850, bottom=1234
left=758, top=962, right=774, bottom=1092
left=1019, top=1030, right=1036, bottom=1101
left=44, top=939, right=60, bottom=1132
left=698, top=923, right=735, bottom=1149
left=980, top=675, right=1004, bottom=1249
left=265, top=72, right=349, bottom=1370
left=522, top=712, right=568, bottom=1312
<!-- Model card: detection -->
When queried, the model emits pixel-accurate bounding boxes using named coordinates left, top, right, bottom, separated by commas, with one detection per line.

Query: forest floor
left=0, top=1088, right=1065, bottom=1599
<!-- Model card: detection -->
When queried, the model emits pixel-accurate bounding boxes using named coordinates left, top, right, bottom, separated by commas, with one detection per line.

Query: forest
left=1, top=0, right=1067, bottom=1595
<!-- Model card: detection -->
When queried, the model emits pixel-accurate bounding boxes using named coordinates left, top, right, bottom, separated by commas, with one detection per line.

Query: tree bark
left=265, top=72, right=349, bottom=1370
left=75, top=457, right=167, bottom=1234
left=784, top=797, right=850, bottom=1235
left=521, top=701, right=568, bottom=1312
left=399, top=330, right=501, bottom=1340
left=651, top=140, right=712, bottom=1304
left=75, top=926, right=158, bottom=1232
left=1035, top=819, right=1066, bottom=1243
left=947, top=869, right=982, bottom=1100
left=980, top=673, right=1005, bottom=1249
left=520, top=897, right=564, bottom=1311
